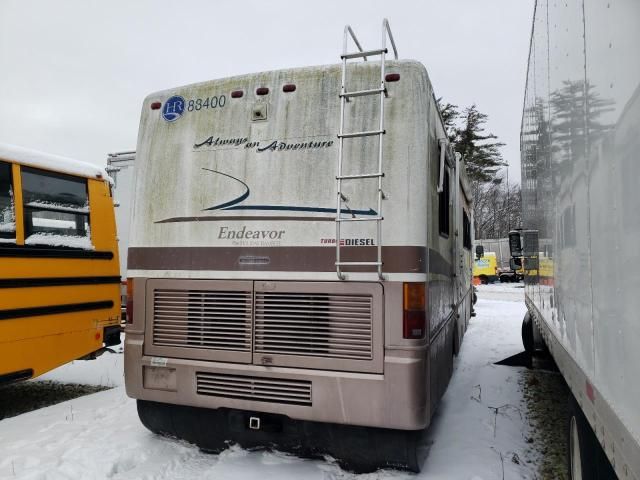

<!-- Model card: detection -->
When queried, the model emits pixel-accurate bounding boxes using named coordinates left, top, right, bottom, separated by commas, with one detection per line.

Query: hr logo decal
left=162, top=95, right=185, bottom=122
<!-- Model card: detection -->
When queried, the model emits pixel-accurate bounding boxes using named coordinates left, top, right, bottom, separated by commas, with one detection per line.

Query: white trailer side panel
left=521, top=1, right=640, bottom=477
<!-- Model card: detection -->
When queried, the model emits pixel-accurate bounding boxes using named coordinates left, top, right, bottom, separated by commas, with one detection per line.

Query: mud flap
left=137, top=400, right=421, bottom=473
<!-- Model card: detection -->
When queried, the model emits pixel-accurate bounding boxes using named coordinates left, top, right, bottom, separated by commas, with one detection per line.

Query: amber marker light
left=403, top=283, right=426, bottom=339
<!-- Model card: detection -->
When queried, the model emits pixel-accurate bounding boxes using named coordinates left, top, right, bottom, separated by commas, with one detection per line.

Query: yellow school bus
left=0, top=144, right=121, bottom=385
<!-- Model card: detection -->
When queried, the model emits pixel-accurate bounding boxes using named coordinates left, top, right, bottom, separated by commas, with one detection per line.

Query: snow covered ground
left=0, top=284, right=536, bottom=480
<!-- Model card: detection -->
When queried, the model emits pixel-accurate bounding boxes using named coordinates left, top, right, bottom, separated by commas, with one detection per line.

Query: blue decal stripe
left=201, top=168, right=250, bottom=211
left=200, top=168, right=376, bottom=216
left=222, top=205, right=377, bottom=216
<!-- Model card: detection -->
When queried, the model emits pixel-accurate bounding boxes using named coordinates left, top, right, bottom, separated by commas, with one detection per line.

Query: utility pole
left=506, top=165, right=510, bottom=232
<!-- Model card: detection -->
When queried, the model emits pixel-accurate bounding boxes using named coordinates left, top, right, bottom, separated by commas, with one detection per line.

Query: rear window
left=21, top=167, right=93, bottom=249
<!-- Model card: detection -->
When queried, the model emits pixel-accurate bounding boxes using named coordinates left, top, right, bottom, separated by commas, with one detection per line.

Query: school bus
left=0, top=143, right=121, bottom=385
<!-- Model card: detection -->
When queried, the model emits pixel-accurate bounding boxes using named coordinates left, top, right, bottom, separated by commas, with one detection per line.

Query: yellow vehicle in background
left=0, top=144, right=121, bottom=385
left=473, top=250, right=498, bottom=284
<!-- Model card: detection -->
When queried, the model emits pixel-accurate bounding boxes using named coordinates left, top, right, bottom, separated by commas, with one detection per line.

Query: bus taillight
left=126, top=279, right=134, bottom=324
left=403, top=283, right=426, bottom=339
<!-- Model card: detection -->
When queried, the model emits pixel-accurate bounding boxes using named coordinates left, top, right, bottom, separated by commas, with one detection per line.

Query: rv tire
left=522, top=312, right=535, bottom=355
left=567, top=394, right=616, bottom=480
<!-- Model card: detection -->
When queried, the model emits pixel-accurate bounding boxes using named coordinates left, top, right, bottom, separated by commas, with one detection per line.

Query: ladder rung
left=338, top=129, right=385, bottom=139
left=341, top=48, right=387, bottom=60
left=336, top=261, right=382, bottom=267
left=340, top=88, right=385, bottom=98
left=337, top=172, right=383, bottom=180
left=336, top=216, right=383, bottom=222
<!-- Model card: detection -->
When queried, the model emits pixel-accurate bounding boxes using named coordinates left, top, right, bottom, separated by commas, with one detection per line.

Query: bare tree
left=473, top=177, right=521, bottom=239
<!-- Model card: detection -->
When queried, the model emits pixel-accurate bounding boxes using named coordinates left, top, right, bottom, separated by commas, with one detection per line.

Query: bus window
left=0, top=161, right=15, bottom=243
left=21, top=167, right=92, bottom=249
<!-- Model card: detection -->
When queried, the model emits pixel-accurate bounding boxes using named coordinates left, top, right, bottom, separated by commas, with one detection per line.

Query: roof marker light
left=256, top=87, right=269, bottom=96
left=150, top=101, right=162, bottom=110
left=231, top=90, right=244, bottom=98
left=283, top=84, right=296, bottom=93
left=385, top=73, right=400, bottom=82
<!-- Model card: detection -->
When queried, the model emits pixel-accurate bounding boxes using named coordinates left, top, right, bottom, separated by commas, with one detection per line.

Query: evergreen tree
left=436, top=98, right=459, bottom=143
left=454, top=104, right=506, bottom=184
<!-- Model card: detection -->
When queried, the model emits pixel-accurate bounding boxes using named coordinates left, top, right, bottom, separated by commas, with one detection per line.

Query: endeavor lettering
left=218, top=226, right=285, bottom=240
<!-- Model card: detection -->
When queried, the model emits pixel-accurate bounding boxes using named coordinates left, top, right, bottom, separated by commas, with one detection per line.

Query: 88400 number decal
left=187, top=95, right=226, bottom=111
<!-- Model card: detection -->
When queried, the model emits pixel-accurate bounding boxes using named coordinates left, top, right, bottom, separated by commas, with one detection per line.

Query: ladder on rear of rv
left=335, top=18, right=398, bottom=280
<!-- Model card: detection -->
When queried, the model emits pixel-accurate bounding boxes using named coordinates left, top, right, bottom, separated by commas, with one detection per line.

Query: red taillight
left=403, top=283, right=426, bottom=339
left=282, top=84, right=296, bottom=92
left=150, top=101, right=162, bottom=110
left=256, top=87, right=269, bottom=95
left=231, top=90, right=244, bottom=98
left=126, top=279, right=134, bottom=325
left=385, top=73, right=400, bottom=82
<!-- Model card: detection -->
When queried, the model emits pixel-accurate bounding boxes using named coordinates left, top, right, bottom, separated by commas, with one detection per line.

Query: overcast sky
left=0, top=0, right=533, bottom=183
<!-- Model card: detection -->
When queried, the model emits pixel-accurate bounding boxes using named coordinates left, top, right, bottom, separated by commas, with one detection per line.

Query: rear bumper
left=125, top=332, right=429, bottom=430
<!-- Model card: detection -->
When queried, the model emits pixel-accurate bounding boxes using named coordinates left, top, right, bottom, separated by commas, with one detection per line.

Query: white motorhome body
left=521, top=1, right=640, bottom=478
left=125, top=49, right=473, bottom=470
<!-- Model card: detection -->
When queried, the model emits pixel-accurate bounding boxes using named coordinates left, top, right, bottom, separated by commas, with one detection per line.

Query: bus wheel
left=522, top=312, right=535, bottom=355
left=567, top=395, right=616, bottom=480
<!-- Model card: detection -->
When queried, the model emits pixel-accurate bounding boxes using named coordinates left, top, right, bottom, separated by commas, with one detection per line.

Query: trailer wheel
left=567, top=395, right=616, bottom=480
left=521, top=312, right=535, bottom=355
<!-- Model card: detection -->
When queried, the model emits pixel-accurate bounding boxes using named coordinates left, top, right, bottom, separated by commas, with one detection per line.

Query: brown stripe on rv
left=129, top=247, right=452, bottom=274
left=129, top=246, right=441, bottom=273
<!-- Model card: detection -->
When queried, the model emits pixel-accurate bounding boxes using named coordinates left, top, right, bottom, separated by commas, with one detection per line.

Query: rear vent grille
left=152, top=289, right=252, bottom=352
left=196, top=372, right=312, bottom=406
left=254, top=292, right=373, bottom=360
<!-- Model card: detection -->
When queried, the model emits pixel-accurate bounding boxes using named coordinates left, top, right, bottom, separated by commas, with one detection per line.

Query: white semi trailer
left=124, top=20, right=474, bottom=472
left=518, top=2, right=640, bottom=479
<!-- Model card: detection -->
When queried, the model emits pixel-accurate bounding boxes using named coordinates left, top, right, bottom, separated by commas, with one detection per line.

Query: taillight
left=403, top=283, right=426, bottom=339
left=126, top=279, right=134, bottom=325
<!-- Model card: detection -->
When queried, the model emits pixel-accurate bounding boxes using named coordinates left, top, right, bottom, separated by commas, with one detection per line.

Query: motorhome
left=518, top=2, right=640, bottom=478
left=124, top=20, right=473, bottom=472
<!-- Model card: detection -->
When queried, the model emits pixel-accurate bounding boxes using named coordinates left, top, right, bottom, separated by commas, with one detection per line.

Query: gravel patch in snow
left=521, top=366, right=570, bottom=479
left=0, top=381, right=107, bottom=421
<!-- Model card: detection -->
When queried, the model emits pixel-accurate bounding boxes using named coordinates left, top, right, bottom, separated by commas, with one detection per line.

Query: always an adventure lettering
left=194, top=135, right=333, bottom=152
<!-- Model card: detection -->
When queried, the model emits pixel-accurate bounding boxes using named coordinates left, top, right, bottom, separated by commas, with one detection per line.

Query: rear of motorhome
left=124, top=21, right=473, bottom=472
left=518, top=2, right=640, bottom=479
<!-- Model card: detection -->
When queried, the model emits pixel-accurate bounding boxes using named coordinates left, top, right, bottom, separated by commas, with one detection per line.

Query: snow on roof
left=0, top=143, right=109, bottom=181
